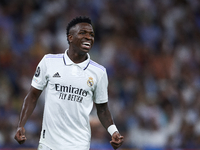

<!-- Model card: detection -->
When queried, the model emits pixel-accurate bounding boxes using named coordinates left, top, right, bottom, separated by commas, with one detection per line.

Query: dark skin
left=14, top=87, right=41, bottom=144
left=96, top=103, right=124, bottom=149
left=14, top=22, right=124, bottom=149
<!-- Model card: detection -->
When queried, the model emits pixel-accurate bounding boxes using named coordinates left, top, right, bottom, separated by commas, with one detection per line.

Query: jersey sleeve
left=93, top=70, right=108, bottom=104
left=31, top=55, right=48, bottom=90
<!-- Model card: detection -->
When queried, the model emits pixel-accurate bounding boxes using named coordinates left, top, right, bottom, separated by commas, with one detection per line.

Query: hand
left=14, top=127, right=27, bottom=144
left=110, top=131, right=124, bottom=149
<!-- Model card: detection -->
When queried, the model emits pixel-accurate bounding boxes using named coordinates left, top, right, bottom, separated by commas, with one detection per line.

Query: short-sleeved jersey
left=31, top=50, right=108, bottom=150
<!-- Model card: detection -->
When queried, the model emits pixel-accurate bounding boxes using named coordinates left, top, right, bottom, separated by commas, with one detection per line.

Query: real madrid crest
left=87, top=77, right=94, bottom=87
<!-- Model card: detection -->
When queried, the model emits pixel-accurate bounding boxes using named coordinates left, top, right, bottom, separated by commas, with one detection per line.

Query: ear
left=67, top=34, right=73, bottom=43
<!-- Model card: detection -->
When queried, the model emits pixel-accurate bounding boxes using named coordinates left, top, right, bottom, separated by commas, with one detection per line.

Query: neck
left=67, top=48, right=88, bottom=63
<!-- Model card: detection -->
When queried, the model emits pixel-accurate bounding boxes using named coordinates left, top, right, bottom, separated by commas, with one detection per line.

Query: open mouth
left=82, top=42, right=91, bottom=49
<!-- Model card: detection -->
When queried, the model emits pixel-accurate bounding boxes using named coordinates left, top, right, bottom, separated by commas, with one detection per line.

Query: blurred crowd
left=0, top=0, right=200, bottom=149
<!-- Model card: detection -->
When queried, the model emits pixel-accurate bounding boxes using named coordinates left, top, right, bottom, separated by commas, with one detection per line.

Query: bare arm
left=95, top=102, right=114, bottom=129
left=95, top=102, right=124, bottom=149
left=14, top=86, right=42, bottom=144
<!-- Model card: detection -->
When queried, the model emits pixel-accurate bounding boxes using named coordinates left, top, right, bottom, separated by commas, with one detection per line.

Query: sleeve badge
left=34, top=66, right=40, bottom=77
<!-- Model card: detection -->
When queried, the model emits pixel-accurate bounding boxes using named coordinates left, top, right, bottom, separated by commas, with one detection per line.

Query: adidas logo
left=53, top=72, right=61, bottom=77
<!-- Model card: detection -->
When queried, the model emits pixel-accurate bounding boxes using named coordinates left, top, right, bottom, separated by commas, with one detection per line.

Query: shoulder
left=44, top=53, right=64, bottom=59
left=40, top=53, right=64, bottom=66
left=89, top=60, right=106, bottom=72
left=42, top=53, right=64, bottom=63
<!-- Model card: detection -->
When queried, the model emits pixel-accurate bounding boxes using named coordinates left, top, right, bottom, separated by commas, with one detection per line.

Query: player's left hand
left=110, top=131, right=124, bottom=149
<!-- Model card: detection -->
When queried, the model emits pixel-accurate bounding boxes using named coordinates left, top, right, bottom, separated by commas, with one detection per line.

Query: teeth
left=83, top=42, right=90, bottom=46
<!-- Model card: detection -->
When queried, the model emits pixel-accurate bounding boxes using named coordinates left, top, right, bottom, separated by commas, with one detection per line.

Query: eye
left=90, top=33, right=95, bottom=37
left=79, top=31, right=86, bottom=35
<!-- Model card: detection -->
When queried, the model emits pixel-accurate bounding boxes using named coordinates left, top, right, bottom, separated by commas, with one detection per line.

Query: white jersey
left=31, top=50, right=108, bottom=150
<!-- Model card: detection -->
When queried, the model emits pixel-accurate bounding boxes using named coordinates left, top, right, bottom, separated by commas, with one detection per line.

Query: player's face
left=69, top=23, right=94, bottom=54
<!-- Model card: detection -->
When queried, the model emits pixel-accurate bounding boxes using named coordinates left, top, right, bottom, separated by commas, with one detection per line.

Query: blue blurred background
left=0, top=0, right=200, bottom=149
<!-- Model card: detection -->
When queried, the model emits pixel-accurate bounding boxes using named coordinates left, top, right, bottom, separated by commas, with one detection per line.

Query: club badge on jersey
left=87, top=77, right=94, bottom=87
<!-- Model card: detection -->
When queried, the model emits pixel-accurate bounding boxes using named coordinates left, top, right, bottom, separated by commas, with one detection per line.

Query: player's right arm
left=14, top=86, right=42, bottom=144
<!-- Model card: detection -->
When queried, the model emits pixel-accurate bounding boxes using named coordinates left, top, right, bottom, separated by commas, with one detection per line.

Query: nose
left=85, top=33, right=93, bottom=40
left=84, top=32, right=94, bottom=40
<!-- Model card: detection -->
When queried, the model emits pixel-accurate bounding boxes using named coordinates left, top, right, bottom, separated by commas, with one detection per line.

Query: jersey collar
left=63, top=49, right=90, bottom=70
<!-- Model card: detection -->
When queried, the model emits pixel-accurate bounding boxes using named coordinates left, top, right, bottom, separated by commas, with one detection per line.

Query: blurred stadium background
left=0, top=0, right=200, bottom=149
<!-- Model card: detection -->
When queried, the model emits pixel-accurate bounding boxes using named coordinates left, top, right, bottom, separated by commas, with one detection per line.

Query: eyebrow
left=79, top=30, right=95, bottom=36
left=79, top=29, right=94, bottom=33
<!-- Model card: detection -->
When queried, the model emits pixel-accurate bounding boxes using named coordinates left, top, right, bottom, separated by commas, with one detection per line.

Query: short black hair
left=66, top=16, right=92, bottom=36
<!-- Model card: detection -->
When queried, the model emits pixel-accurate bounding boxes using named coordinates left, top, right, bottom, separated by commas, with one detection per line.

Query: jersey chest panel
left=46, top=64, right=96, bottom=104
